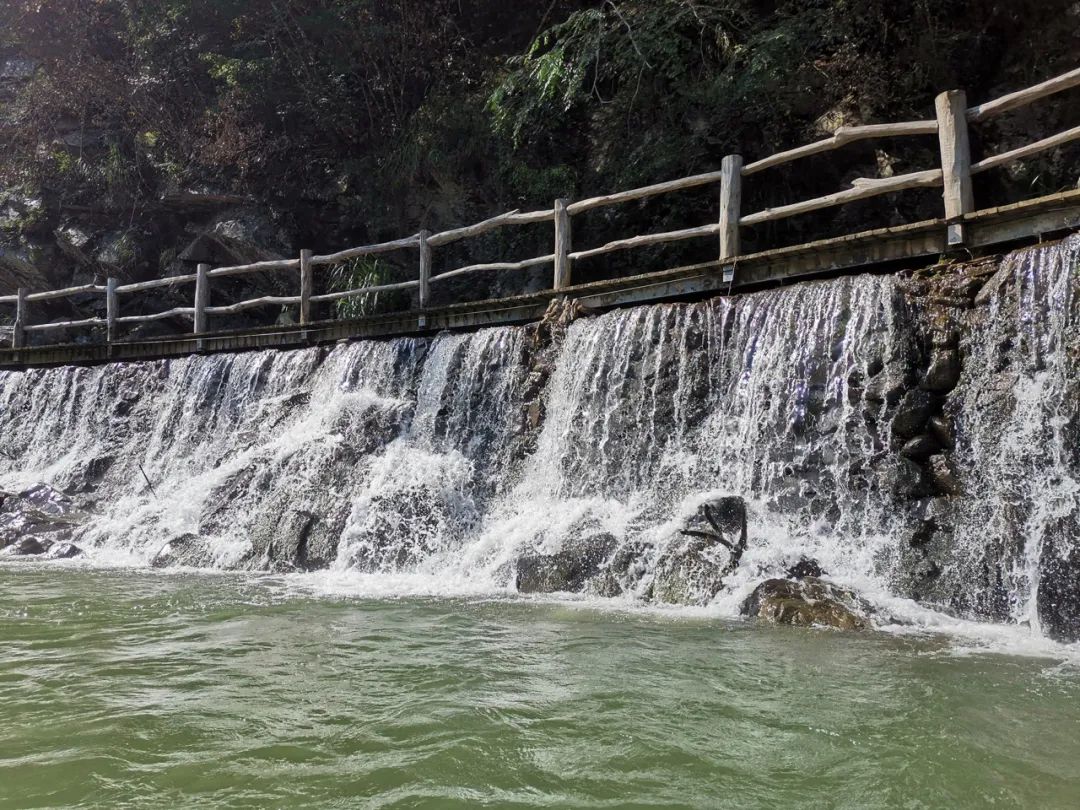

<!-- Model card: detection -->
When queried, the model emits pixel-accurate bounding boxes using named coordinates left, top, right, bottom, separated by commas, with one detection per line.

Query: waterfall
left=1, top=236, right=1078, bottom=640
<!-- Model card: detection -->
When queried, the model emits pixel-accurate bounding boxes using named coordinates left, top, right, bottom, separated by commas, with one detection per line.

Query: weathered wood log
left=194, top=264, right=210, bottom=335
left=569, top=222, right=721, bottom=262
left=205, top=295, right=303, bottom=315
left=568, top=172, right=727, bottom=215
left=106, top=278, right=119, bottom=343
left=742, top=120, right=938, bottom=176
left=967, top=66, right=1080, bottom=122
left=418, top=230, right=432, bottom=309
left=26, top=284, right=107, bottom=302
left=503, top=209, right=556, bottom=225
left=719, top=154, right=743, bottom=262
left=428, top=210, right=521, bottom=247
left=310, top=235, right=421, bottom=266
left=116, top=307, right=195, bottom=324
left=207, top=258, right=300, bottom=279
left=553, top=199, right=572, bottom=289
left=740, top=169, right=943, bottom=227
left=971, top=124, right=1080, bottom=175
left=12, top=288, right=26, bottom=349
left=299, top=249, right=313, bottom=326
left=116, top=274, right=198, bottom=294
left=431, top=254, right=556, bottom=283
left=936, top=89, right=974, bottom=246
left=24, top=317, right=103, bottom=332
left=309, top=279, right=420, bottom=304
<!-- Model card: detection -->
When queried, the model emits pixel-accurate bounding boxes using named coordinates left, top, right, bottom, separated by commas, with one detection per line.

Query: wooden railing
left=2, top=66, right=1079, bottom=350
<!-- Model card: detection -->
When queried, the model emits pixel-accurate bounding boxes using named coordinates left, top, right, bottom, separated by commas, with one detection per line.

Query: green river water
left=2, top=564, right=1079, bottom=809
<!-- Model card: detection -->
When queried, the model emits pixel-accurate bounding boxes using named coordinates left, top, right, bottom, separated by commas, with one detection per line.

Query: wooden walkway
left=3, top=189, right=1078, bottom=370
left=2, top=67, right=1079, bottom=370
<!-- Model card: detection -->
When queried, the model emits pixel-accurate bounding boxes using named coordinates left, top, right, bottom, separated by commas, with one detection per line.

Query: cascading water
left=1, top=236, right=1078, bottom=644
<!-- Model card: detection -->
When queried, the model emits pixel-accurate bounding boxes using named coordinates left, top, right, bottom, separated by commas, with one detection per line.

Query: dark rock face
left=786, top=558, right=824, bottom=580
left=0, top=484, right=87, bottom=551
left=741, top=578, right=871, bottom=630
left=4, top=537, right=47, bottom=556
left=1037, top=517, right=1080, bottom=643
left=516, top=534, right=618, bottom=594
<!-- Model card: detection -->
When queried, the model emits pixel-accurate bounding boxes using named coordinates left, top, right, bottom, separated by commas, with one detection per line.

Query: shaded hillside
left=1, top=0, right=1078, bottom=324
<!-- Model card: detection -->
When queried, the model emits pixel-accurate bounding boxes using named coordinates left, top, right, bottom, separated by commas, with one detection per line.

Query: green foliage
left=328, top=257, right=397, bottom=319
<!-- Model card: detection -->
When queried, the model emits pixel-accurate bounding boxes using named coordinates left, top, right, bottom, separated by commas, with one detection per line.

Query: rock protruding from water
left=0, top=484, right=88, bottom=554
left=741, top=577, right=872, bottom=630
left=652, top=497, right=748, bottom=606
left=516, top=534, right=618, bottom=594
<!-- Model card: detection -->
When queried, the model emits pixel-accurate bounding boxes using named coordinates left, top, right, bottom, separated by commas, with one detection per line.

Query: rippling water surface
left=2, top=564, right=1080, bottom=809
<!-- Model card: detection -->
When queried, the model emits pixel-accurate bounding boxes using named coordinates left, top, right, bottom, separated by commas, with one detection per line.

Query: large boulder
left=741, top=577, right=872, bottom=630
left=149, top=533, right=215, bottom=568
left=650, top=496, right=749, bottom=606
left=651, top=535, right=728, bottom=605
left=516, top=534, right=618, bottom=594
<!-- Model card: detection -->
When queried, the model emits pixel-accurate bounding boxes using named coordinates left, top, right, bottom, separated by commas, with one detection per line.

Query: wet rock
left=1037, top=516, right=1080, bottom=643
left=900, top=434, right=940, bottom=461
left=588, top=542, right=648, bottom=598
left=928, top=415, right=955, bottom=450
left=741, top=577, right=871, bottom=630
left=651, top=536, right=728, bottom=606
left=880, top=455, right=929, bottom=500
left=49, top=543, right=83, bottom=559
left=786, top=558, right=825, bottom=580
left=516, top=534, right=618, bottom=594
left=927, top=454, right=963, bottom=496
left=0, top=484, right=85, bottom=548
left=150, top=533, right=214, bottom=568
left=921, top=349, right=961, bottom=393
left=4, top=537, right=48, bottom=556
left=891, top=389, right=936, bottom=441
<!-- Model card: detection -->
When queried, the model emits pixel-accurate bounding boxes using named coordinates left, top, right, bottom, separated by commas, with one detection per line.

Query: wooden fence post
left=106, top=277, right=119, bottom=344
left=194, top=263, right=210, bottom=337
left=12, top=287, right=27, bottom=349
left=418, top=230, right=432, bottom=314
left=719, top=154, right=743, bottom=282
left=553, top=198, right=572, bottom=290
left=935, top=89, right=974, bottom=247
left=299, top=249, right=313, bottom=326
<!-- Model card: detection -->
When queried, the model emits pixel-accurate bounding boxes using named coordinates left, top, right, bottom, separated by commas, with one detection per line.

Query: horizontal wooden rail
left=570, top=224, right=720, bottom=262
left=311, top=235, right=422, bottom=266
left=742, top=120, right=939, bottom=176
left=117, top=275, right=198, bottom=294
left=968, top=66, right=1080, bottom=122
left=24, top=317, right=103, bottom=332
left=309, top=279, right=420, bottom=304
left=205, top=296, right=303, bottom=315
left=432, top=254, right=555, bottom=283
left=741, top=169, right=943, bottom=227
left=430, top=210, right=522, bottom=247
left=971, top=124, right=1080, bottom=174
left=207, top=259, right=300, bottom=279
left=117, top=307, right=195, bottom=324
left=568, top=172, right=728, bottom=215
left=27, top=284, right=106, bottom=302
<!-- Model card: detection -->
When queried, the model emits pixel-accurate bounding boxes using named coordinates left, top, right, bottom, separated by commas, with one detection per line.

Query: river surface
left=2, top=564, right=1079, bottom=809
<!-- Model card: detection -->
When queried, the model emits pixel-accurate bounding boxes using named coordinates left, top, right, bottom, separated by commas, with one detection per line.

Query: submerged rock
left=741, top=577, right=872, bottom=630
